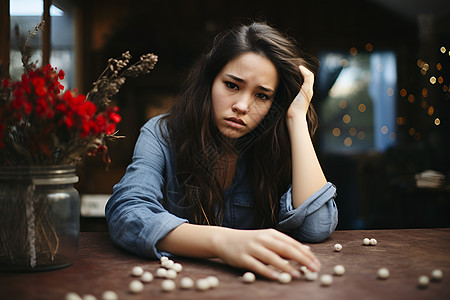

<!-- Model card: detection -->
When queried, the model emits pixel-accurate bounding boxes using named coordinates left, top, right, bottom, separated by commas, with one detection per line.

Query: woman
left=106, top=22, right=338, bottom=280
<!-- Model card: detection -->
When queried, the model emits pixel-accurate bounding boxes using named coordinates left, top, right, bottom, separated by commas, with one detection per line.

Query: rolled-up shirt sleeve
left=105, top=117, right=188, bottom=259
left=277, top=182, right=338, bottom=242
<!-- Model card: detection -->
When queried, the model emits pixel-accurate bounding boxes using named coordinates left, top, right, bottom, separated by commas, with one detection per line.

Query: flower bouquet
left=0, top=22, right=158, bottom=270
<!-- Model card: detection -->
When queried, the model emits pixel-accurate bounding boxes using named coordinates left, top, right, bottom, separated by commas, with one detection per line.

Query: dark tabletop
left=1, top=228, right=450, bottom=299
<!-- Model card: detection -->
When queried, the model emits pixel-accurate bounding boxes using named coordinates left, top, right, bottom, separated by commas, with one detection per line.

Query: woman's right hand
left=211, top=227, right=321, bottom=280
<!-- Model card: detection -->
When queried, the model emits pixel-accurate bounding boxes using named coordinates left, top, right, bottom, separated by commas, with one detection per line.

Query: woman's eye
left=225, top=81, right=238, bottom=90
left=256, top=93, right=270, bottom=101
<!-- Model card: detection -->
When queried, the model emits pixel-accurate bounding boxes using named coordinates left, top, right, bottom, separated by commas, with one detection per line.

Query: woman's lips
left=225, top=117, right=246, bottom=128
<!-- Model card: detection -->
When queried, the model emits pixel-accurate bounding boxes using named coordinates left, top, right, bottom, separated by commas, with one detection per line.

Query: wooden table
left=1, top=229, right=450, bottom=299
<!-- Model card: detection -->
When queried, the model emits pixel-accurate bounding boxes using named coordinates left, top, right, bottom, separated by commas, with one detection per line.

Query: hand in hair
left=286, top=66, right=315, bottom=119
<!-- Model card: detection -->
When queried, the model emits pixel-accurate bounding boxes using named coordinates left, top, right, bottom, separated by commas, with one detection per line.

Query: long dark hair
left=161, top=22, right=318, bottom=226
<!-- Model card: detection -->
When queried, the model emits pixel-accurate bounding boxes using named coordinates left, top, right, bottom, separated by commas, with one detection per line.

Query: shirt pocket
left=230, top=192, right=257, bottom=229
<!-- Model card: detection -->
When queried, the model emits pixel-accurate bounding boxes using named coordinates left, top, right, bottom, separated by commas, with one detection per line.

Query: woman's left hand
left=286, top=65, right=315, bottom=119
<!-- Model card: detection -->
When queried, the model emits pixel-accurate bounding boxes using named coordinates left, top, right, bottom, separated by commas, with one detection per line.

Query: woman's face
left=211, top=52, right=278, bottom=139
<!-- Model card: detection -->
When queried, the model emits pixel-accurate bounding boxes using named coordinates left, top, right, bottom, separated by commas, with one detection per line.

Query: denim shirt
left=105, top=115, right=338, bottom=258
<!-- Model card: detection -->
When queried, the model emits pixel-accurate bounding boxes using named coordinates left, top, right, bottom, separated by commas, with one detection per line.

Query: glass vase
left=0, top=165, right=80, bottom=271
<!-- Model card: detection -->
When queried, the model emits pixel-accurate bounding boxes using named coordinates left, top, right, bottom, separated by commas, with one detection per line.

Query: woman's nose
left=232, top=95, right=251, bottom=114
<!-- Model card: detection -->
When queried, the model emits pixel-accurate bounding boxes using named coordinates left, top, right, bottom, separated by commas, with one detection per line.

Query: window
left=318, top=50, right=398, bottom=153
left=9, top=0, right=74, bottom=89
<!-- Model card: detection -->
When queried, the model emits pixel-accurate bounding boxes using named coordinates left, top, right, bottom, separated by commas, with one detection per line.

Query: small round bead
left=166, top=269, right=177, bottom=279
left=299, top=266, right=308, bottom=274
left=418, top=275, right=429, bottom=288
left=334, top=243, right=343, bottom=252
left=129, top=280, right=144, bottom=293
left=162, top=259, right=175, bottom=269
left=206, top=276, right=220, bottom=288
left=161, top=279, right=176, bottom=292
left=156, top=267, right=168, bottom=278
left=65, top=292, right=82, bottom=300
left=180, top=277, right=195, bottom=289
left=377, top=268, right=390, bottom=279
left=82, top=295, right=97, bottom=300
left=160, top=256, right=169, bottom=263
left=363, top=238, right=370, bottom=245
left=304, top=272, right=319, bottom=281
left=131, top=266, right=144, bottom=277
left=242, top=272, right=256, bottom=283
left=196, top=278, right=211, bottom=290
left=333, top=265, right=345, bottom=276
left=141, top=271, right=153, bottom=283
left=101, top=291, right=118, bottom=300
left=278, top=272, right=292, bottom=284
left=431, top=269, right=443, bottom=281
left=171, top=262, right=183, bottom=273
left=320, top=274, right=333, bottom=286
left=370, top=238, right=377, bottom=246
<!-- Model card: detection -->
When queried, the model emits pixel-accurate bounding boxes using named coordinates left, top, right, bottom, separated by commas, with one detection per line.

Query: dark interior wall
left=73, top=0, right=450, bottom=229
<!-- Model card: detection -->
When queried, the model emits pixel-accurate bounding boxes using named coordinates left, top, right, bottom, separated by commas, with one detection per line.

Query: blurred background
left=2, top=0, right=450, bottom=231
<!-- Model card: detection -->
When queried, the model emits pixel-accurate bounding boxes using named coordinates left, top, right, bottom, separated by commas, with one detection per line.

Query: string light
left=342, top=114, right=351, bottom=124
left=339, top=99, right=347, bottom=109
left=434, top=118, right=441, bottom=125
left=430, top=76, right=437, bottom=84
left=357, top=131, right=365, bottom=140
left=365, top=43, right=373, bottom=52
left=440, top=47, right=446, bottom=54
left=344, top=137, right=352, bottom=147
left=358, top=104, right=366, bottom=112
left=332, top=128, right=341, bottom=137
left=350, top=47, right=358, bottom=56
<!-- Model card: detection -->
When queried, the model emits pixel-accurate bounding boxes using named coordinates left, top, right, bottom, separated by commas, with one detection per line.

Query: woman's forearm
left=156, top=223, right=227, bottom=258
left=287, top=117, right=327, bottom=208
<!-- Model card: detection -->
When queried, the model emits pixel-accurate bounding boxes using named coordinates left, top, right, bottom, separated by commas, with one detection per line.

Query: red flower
left=109, top=111, right=121, bottom=123
left=58, top=70, right=65, bottom=80
left=106, top=123, right=116, bottom=135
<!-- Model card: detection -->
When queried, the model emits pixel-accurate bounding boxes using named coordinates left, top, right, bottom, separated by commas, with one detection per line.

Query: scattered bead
left=141, top=271, right=153, bottom=283
left=196, top=278, right=211, bottom=290
left=166, top=269, right=177, bottom=279
left=278, top=272, right=292, bottom=284
left=131, top=266, right=144, bottom=277
left=172, top=262, right=183, bottom=273
left=242, top=272, right=256, bottom=283
left=161, top=259, right=175, bottom=269
left=377, top=268, right=390, bottom=279
left=431, top=269, right=443, bottom=281
left=161, top=279, right=176, bottom=292
left=82, top=295, right=97, bottom=300
left=304, top=272, right=319, bottom=281
left=418, top=275, right=429, bottom=288
left=363, top=238, right=370, bottom=245
left=206, top=276, right=220, bottom=288
left=65, top=292, right=82, bottom=300
left=180, top=277, right=195, bottom=289
left=160, top=256, right=169, bottom=263
left=334, top=243, right=342, bottom=252
left=156, top=267, right=168, bottom=278
left=333, top=265, right=345, bottom=276
left=320, top=274, right=333, bottom=286
left=101, top=291, right=118, bottom=300
left=129, top=280, right=144, bottom=294
left=299, top=266, right=308, bottom=274
left=370, top=238, right=377, bottom=246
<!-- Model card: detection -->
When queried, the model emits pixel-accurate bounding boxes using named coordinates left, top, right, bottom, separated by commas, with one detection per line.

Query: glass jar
left=0, top=165, right=80, bottom=271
